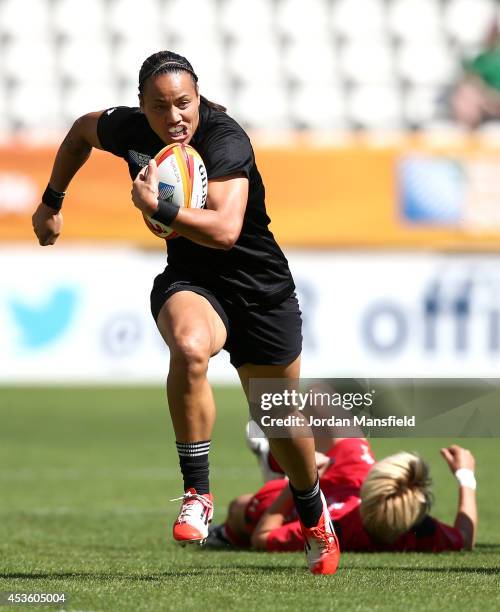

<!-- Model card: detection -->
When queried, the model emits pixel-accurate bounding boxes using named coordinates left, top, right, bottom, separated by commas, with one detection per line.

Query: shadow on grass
left=1, top=564, right=499, bottom=581
left=346, top=566, right=500, bottom=574
left=0, top=566, right=293, bottom=581
left=475, top=543, right=500, bottom=551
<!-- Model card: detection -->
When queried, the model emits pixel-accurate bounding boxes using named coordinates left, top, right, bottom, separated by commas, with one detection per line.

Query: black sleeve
left=97, top=106, right=135, bottom=158
left=203, top=123, right=254, bottom=180
left=413, top=515, right=437, bottom=539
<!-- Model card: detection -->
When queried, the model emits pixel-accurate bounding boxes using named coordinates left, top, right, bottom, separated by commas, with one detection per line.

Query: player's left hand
left=440, top=445, right=475, bottom=473
left=131, top=159, right=159, bottom=215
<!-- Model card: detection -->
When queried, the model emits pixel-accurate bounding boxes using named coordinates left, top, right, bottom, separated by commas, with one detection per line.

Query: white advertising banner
left=1, top=246, right=499, bottom=383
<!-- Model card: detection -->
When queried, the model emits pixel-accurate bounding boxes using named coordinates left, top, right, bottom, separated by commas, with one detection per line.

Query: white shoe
left=171, top=488, right=213, bottom=544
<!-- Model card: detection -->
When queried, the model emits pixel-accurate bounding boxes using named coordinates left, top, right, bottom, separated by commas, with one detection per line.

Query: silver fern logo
left=128, top=150, right=151, bottom=167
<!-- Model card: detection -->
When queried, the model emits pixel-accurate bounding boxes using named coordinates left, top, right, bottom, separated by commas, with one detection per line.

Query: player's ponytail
left=138, top=51, right=226, bottom=112
left=360, top=452, right=433, bottom=544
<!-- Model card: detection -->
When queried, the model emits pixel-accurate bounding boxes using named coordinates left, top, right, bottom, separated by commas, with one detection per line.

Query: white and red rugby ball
left=143, top=143, right=208, bottom=240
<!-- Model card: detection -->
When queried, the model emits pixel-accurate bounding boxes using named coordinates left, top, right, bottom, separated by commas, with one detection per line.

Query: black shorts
left=150, top=268, right=302, bottom=369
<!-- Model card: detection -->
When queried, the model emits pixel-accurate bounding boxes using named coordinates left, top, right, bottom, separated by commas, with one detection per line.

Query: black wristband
left=151, top=198, right=180, bottom=226
left=42, top=184, right=66, bottom=212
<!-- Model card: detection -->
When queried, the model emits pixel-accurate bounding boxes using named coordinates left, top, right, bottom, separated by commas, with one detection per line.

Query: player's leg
left=238, top=358, right=340, bottom=574
left=156, top=290, right=227, bottom=542
left=157, top=290, right=226, bottom=441
left=238, top=357, right=317, bottom=489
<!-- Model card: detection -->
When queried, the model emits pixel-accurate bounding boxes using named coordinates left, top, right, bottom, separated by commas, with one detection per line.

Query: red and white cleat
left=300, top=492, right=341, bottom=575
left=171, top=488, right=214, bottom=544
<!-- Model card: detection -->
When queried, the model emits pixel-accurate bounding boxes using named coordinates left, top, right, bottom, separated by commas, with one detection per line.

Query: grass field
left=0, top=386, right=499, bottom=612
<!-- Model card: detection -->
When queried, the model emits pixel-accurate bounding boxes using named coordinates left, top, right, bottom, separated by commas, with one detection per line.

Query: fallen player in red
left=206, top=437, right=477, bottom=553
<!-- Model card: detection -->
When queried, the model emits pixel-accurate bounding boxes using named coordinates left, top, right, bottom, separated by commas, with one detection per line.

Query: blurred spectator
left=451, top=20, right=500, bottom=128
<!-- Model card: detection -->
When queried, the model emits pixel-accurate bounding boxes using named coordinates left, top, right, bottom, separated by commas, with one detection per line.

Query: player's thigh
left=157, top=290, right=227, bottom=357
left=237, top=355, right=301, bottom=400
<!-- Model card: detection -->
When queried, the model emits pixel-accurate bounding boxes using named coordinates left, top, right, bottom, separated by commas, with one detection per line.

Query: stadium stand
left=0, top=0, right=499, bottom=132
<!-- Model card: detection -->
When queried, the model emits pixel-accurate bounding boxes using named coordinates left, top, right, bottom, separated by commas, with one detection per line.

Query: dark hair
left=138, top=50, right=226, bottom=112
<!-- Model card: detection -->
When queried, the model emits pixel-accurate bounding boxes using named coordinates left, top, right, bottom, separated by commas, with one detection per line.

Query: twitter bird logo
left=9, top=287, right=78, bottom=349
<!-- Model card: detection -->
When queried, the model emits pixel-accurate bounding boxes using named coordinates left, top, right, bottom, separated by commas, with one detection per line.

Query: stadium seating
left=113, top=37, right=169, bottom=82
left=332, top=0, right=387, bottom=40
left=58, top=39, right=114, bottom=85
left=275, top=0, right=331, bottom=41
left=348, top=84, right=403, bottom=129
left=444, top=0, right=496, bottom=49
left=402, top=85, right=444, bottom=127
left=0, top=0, right=498, bottom=131
left=290, top=84, right=347, bottom=129
left=220, top=0, right=275, bottom=41
left=165, top=0, right=219, bottom=40
left=396, top=40, right=457, bottom=86
left=233, top=83, right=290, bottom=129
left=282, top=38, right=340, bottom=86
left=0, top=0, right=51, bottom=39
left=108, top=0, right=163, bottom=43
left=52, top=0, right=108, bottom=40
left=63, top=83, right=117, bottom=123
left=388, top=0, right=444, bottom=41
left=339, top=39, right=395, bottom=85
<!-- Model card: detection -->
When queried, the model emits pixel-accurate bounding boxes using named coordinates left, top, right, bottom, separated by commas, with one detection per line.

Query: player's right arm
left=440, top=445, right=478, bottom=550
left=251, top=485, right=296, bottom=551
left=32, top=111, right=104, bottom=246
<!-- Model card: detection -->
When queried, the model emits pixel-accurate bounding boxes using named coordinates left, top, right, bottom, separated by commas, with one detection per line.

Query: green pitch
left=0, top=386, right=499, bottom=612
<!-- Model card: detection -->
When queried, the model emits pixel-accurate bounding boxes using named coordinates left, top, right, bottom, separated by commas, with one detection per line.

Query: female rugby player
left=31, top=51, right=339, bottom=575
left=207, top=441, right=477, bottom=554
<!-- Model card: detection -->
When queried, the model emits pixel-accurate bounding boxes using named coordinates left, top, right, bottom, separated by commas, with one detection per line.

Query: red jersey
left=244, top=439, right=464, bottom=553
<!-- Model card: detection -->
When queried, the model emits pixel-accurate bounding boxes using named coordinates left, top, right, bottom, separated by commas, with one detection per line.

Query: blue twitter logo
left=9, top=287, right=78, bottom=349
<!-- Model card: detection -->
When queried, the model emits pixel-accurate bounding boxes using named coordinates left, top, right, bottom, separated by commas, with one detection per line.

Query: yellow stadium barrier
left=2, top=136, right=500, bottom=249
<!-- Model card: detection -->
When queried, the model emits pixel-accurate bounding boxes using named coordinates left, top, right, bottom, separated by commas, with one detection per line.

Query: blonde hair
left=360, top=452, right=432, bottom=544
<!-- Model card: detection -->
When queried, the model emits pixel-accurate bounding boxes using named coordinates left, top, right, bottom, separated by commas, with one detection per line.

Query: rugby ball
left=143, top=143, right=208, bottom=240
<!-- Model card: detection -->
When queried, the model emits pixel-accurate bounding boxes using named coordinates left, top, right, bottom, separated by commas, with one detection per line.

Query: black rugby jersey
left=97, top=100, right=295, bottom=307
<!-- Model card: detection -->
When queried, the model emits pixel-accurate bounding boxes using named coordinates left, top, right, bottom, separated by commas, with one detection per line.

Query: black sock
left=176, top=440, right=210, bottom=495
left=290, top=476, right=323, bottom=528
